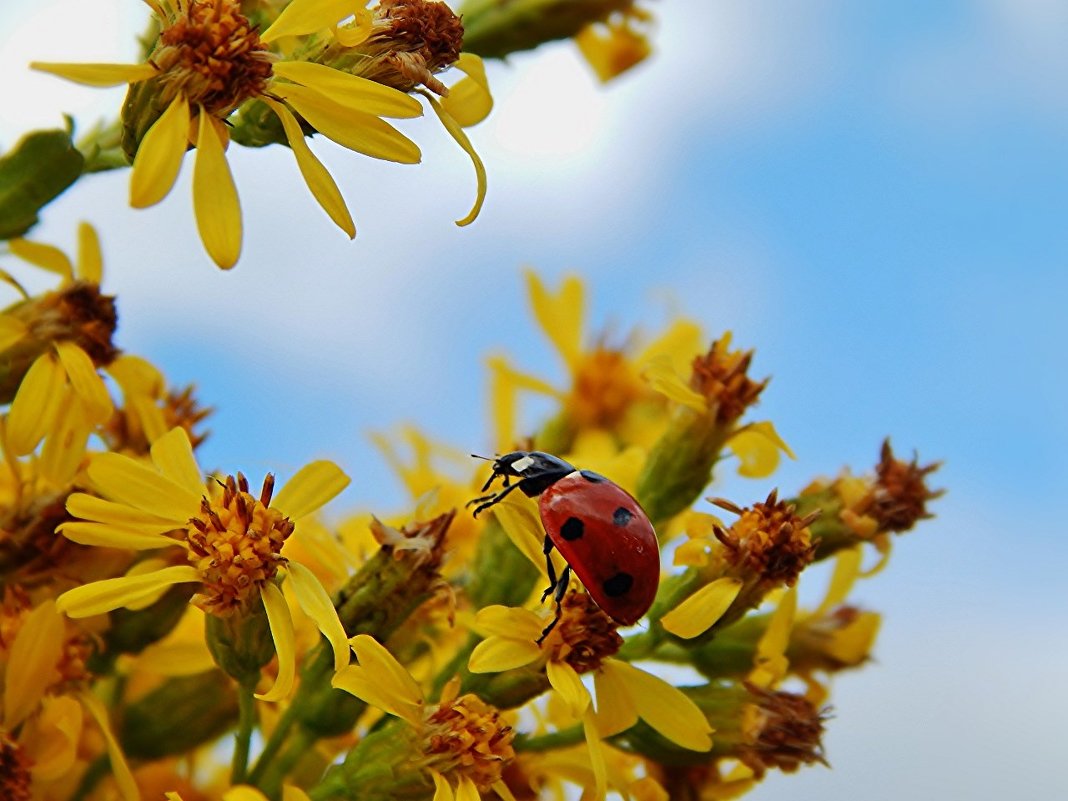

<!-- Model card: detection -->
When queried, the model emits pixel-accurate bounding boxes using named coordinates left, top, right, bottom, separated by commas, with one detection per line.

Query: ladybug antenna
left=470, top=453, right=496, bottom=462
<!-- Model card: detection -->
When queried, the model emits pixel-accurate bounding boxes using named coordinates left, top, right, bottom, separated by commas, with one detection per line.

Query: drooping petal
left=255, top=582, right=297, bottom=701
left=87, top=451, right=201, bottom=521
left=813, top=546, right=862, bottom=617
left=8, top=238, right=74, bottom=280
left=749, top=586, right=797, bottom=688
left=333, top=9, right=374, bottom=47
left=430, top=771, right=455, bottom=801
left=440, top=53, right=493, bottom=127
left=490, top=496, right=558, bottom=576
left=468, top=636, right=541, bottom=673
left=346, top=634, right=424, bottom=710
left=275, top=83, right=421, bottom=164
left=525, top=271, right=583, bottom=370
left=0, top=315, right=28, bottom=350
left=592, top=663, right=639, bottom=737
left=107, top=354, right=164, bottom=396
left=546, top=660, right=590, bottom=718
left=55, top=565, right=201, bottom=618
left=130, top=94, right=190, bottom=208
left=634, top=319, right=704, bottom=376
left=7, top=353, right=65, bottom=455
left=332, top=666, right=424, bottom=725
left=265, top=98, right=355, bottom=238
left=422, top=92, right=486, bottom=226
left=581, top=708, right=608, bottom=801
left=272, top=460, right=350, bottom=520
left=660, top=577, right=743, bottom=639
left=473, top=605, right=545, bottom=640
left=260, top=0, right=355, bottom=42
left=76, top=221, right=103, bottom=284
left=192, top=112, right=242, bottom=269
left=454, top=776, right=480, bottom=801
left=79, top=691, right=139, bottom=801
left=603, top=659, right=712, bottom=751
left=38, top=388, right=92, bottom=486
left=54, top=341, right=113, bottom=422
left=492, top=781, right=518, bottom=801
left=24, top=695, right=82, bottom=781
left=642, top=353, right=706, bottom=412
left=31, top=61, right=157, bottom=86
left=286, top=561, right=349, bottom=671
left=272, top=62, right=422, bottom=119
left=150, top=427, right=204, bottom=497
left=4, top=601, right=64, bottom=728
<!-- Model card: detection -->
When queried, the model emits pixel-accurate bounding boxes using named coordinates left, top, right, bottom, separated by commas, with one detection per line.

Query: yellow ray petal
left=634, top=319, right=703, bottom=374
left=286, top=561, right=349, bottom=671
left=54, top=341, right=113, bottom=422
left=264, top=98, right=355, bottom=239
left=7, top=353, right=65, bottom=455
left=260, top=0, right=355, bottom=42
left=88, top=451, right=201, bottom=521
left=604, top=659, right=712, bottom=751
left=275, top=83, right=421, bottom=164
left=256, top=582, right=297, bottom=701
left=79, top=691, right=139, bottom=801
left=468, top=635, right=541, bottom=673
left=38, top=388, right=92, bottom=486
left=128, top=639, right=215, bottom=677
left=25, top=695, right=82, bottom=782
left=440, top=53, right=493, bottom=128
left=728, top=421, right=795, bottom=478
left=282, top=786, right=314, bottom=801
left=225, top=788, right=269, bottom=801
left=31, top=61, right=157, bottom=86
left=67, top=492, right=178, bottom=530
left=273, top=62, right=422, bottom=119
left=4, top=601, right=64, bottom=729
left=525, top=270, right=584, bottom=370
left=592, top=662, right=639, bottom=737
left=0, top=315, right=28, bottom=350
left=642, top=353, right=706, bottom=412
left=431, top=771, right=455, bottom=801
left=422, top=92, right=486, bottom=226
left=581, top=708, right=608, bottom=801
left=56, top=566, right=200, bottom=618
left=130, top=94, right=190, bottom=208
left=9, top=238, right=73, bottom=280
left=76, top=222, right=103, bottom=284
left=347, top=634, right=424, bottom=709
left=333, top=9, right=373, bottom=47
left=813, top=546, right=862, bottom=617
left=454, top=776, right=480, bottom=801
left=150, top=427, right=204, bottom=497
left=473, top=605, right=545, bottom=640
left=546, top=660, right=590, bottom=718
left=749, top=586, right=797, bottom=688
left=491, top=496, right=558, bottom=576
left=272, top=460, right=350, bottom=520
left=492, top=781, right=518, bottom=801
left=193, top=112, right=242, bottom=269
left=59, top=521, right=179, bottom=550
left=332, top=667, right=424, bottom=725
left=660, top=577, right=743, bottom=639
left=107, top=354, right=164, bottom=396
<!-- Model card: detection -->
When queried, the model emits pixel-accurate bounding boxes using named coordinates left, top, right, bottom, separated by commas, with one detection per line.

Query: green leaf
left=0, top=127, right=85, bottom=239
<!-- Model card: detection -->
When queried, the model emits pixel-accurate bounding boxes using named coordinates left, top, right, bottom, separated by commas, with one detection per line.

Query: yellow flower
left=332, top=633, right=517, bottom=801
left=54, top=427, right=352, bottom=701
left=574, top=3, right=654, bottom=82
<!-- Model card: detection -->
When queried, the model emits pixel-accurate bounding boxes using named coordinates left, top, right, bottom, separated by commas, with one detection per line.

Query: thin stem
left=231, top=680, right=257, bottom=785
left=256, top=729, right=314, bottom=798
left=515, top=724, right=585, bottom=752
left=248, top=698, right=300, bottom=784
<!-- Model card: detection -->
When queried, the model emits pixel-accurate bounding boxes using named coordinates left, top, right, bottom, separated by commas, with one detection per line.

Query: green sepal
left=205, top=598, right=275, bottom=684
left=0, top=126, right=84, bottom=239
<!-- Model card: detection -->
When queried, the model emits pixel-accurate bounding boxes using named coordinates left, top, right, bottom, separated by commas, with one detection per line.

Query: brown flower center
left=712, top=491, right=818, bottom=586
left=153, top=0, right=273, bottom=114
left=868, top=439, right=942, bottom=532
left=547, top=591, right=623, bottom=673
left=0, top=732, right=31, bottom=801
left=738, top=683, right=828, bottom=776
left=185, top=473, right=292, bottom=615
left=420, top=691, right=515, bottom=791
left=689, top=336, right=767, bottom=424
left=568, top=346, right=647, bottom=431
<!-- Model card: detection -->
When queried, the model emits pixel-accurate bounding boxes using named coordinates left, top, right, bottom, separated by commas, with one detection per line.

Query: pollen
left=689, top=336, right=768, bottom=424
left=0, top=732, right=31, bottom=801
left=711, top=491, right=818, bottom=587
left=738, top=683, right=828, bottom=776
left=419, top=683, right=516, bottom=792
left=546, top=591, right=623, bottom=673
left=153, top=0, right=272, bottom=115
left=185, top=473, right=293, bottom=615
left=568, top=347, right=646, bottom=431
left=868, top=440, right=942, bottom=533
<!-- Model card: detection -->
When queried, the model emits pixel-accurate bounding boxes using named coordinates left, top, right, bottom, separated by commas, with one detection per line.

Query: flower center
left=712, top=491, right=818, bottom=586
left=153, top=0, right=273, bottom=114
left=185, top=473, right=292, bottom=615
left=568, top=347, right=646, bottom=431
left=420, top=691, right=515, bottom=791
left=14, top=283, right=119, bottom=368
left=739, top=683, right=827, bottom=776
left=689, top=336, right=767, bottom=424
left=869, top=440, right=942, bottom=532
left=547, top=591, right=623, bottom=673
left=0, top=732, right=31, bottom=801
left=104, top=384, right=211, bottom=455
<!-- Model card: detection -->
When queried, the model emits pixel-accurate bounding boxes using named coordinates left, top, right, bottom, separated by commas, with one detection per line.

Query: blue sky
left=2, top=1, right=1066, bottom=798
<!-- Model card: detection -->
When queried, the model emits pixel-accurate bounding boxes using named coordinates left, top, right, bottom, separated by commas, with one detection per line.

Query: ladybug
left=469, top=451, right=659, bottom=642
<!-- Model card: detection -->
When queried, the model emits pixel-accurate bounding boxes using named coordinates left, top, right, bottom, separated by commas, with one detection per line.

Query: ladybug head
left=478, top=451, right=575, bottom=497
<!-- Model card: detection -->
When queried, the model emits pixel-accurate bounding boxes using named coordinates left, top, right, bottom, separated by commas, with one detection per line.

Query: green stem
left=231, top=680, right=257, bottom=785
left=247, top=698, right=300, bottom=784
left=515, top=724, right=585, bottom=752
left=257, top=729, right=314, bottom=798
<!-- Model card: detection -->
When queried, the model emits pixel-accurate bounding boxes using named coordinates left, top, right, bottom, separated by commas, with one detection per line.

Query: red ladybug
left=469, top=451, right=659, bottom=642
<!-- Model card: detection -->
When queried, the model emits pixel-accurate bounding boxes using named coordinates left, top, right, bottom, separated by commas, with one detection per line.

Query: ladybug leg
left=467, top=477, right=526, bottom=517
left=540, top=535, right=558, bottom=603
left=537, top=565, right=571, bottom=644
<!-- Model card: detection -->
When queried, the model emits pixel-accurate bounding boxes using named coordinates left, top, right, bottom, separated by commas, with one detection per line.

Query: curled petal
left=25, top=696, right=82, bottom=781
left=255, top=583, right=297, bottom=701
left=31, top=61, right=157, bottom=86
left=422, top=92, right=486, bottom=226
left=749, top=587, right=797, bottom=688
left=581, top=708, right=608, bottom=801
left=440, top=54, right=493, bottom=127
left=728, top=421, right=796, bottom=478
left=272, top=62, right=422, bottom=119
left=272, top=460, right=350, bottom=520
left=813, top=547, right=862, bottom=617
left=347, top=634, right=423, bottom=709
left=193, top=112, right=242, bottom=269
left=455, top=776, right=480, bottom=801
left=130, top=94, right=190, bottom=208
left=286, top=561, right=349, bottom=671
left=79, top=691, right=139, bottom=801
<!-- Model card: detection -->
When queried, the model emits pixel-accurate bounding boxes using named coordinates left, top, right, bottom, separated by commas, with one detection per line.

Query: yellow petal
left=150, top=427, right=203, bottom=497
left=749, top=586, right=797, bottom=688
left=76, top=222, right=103, bottom=284
left=272, top=460, right=350, bottom=520
left=546, top=659, right=590, bottom=718
left=38, top=388, right=92, bottom=486
left=31, top=61, right=157, bottom=86
left=492, top=781, right=518, bottom=801
left=431, top=771, right=455, bottom=801
left=7, top=353, right=65, bottom=455
left=225, top=789, right=269, bottom=801
left=813, top=546, right=862, bottom=617
left=275, top=83, right=421, bottom=164
left=129, top=639, right=215, bottom=677
left=332, top=666, right=424, bottom=725
left=4, top=600, right=64, bottom=728
left=333, top=9, right=373, bottom=47
left=473, top=605, right=544, bottom=640
left=604, top=659, right=712, bottom=751
left=860, top=536, right=893, bottom=577
left=440, top=54, right=493, bottom=128
left=525, top=270, right=583, bottom=370
left=575, top=20, right=651, bottom=83
left=265, top=98, right=355, bottom=239
left=491, top=496, right=559, bottom=576
left=130, top=94, right=190, bottom=208
left=25, top=695, right=82, bottom=781
left=255, top=582, right=297, bottom=701
left=642, top=353, right=706, bottom=412
left=261, top=0, right=356, bottom=42
left=59, top=521, right=178, bottom=550
left=67, top=492, right=178, bottom=530
left=272, top=62, right=422, bottom=119
left=581, top=708, right=608, bottom=801
left=728, top=421, right=796, bottom=478
left=422, top=92, right=486, bottom=226
left=54, top=341, right=113, bottom=422
left=0, top=315, right=28, bottom=350
left=79, top=691, right=139, bottom=801
left=282, top=786, right=314, bottom=801
left=56, top=565, right=200, bottom=618
left=468, top=636, right=541, bottom=673
left=454, top=776, right=480, bottom=801
left=346, top=634, right=424, bottom=710
left=88, top=451, right=200, bottom=521
left=9, top=238, right=74, bottom=280
left=286, top=561, right=349, bottom=671
left=634, top=319, right=703, bottom=374
left=660, top=577, right=743, bottom=639
left=193, top=112, right=242, bottom=269
left=107, top=354, right=165, bottom=397
left=592, top=665, right=639, bottom=737
left=824, top=611, right=881, bottom=665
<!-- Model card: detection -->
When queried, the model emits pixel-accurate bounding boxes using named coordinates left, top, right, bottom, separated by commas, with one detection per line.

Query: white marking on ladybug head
left=511, top=455, right=535, bottom=473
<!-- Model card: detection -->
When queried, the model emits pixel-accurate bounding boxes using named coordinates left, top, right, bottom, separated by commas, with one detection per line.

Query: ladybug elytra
left=469, top=451, right=660, bottom=642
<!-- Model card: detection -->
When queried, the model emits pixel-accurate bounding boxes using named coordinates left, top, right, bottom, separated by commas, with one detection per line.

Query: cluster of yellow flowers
left=0, top=2, right=941, bottom=800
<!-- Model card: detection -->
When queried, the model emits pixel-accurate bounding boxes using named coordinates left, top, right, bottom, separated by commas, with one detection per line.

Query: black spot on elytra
left=602, top=571, right=633, bottom=597
left=613, top=506, right=634, bottom=526
left=580, top=470, right=606, bottom=483
left=560, top=517, right=584, bottom=541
